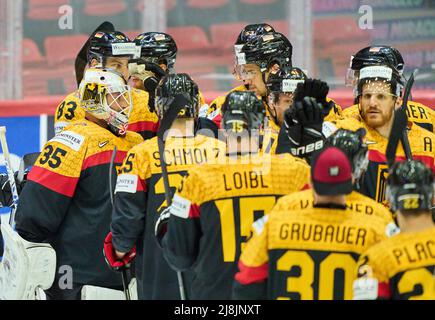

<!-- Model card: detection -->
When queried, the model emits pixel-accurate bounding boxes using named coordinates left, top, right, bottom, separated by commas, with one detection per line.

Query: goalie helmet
left=325, top=128, right=368, bottom=182
left=346, top=45, right=404, bottom=87
left=79, top=68, right=132, bottom=136
left=237, top=32, right=292, bottom=73
left=155, top=73, right=200, bottom=119
left=87, top=31, right=136, bottom=66
left=134, top=32, right=177, bottom=71
left=221, top=91, right=265, bottom=133
left=386, top=160, right=434, bottom=212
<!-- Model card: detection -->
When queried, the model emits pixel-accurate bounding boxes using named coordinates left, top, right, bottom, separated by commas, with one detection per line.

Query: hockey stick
left=385, top=70, right=416, bottom=168
left=157, top=94, right=190, bottom=301
left=0, top=126, right=19, bottom=228
left=109, top=146, right=132, bottom=301
left=75, top=22, right=115, bottom=87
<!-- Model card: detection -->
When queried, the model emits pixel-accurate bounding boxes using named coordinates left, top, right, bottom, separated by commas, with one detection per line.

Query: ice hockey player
left=343, top=45, right=435, bottom=133
left=284, top=67, right=435, bottom=204
left=104, top=73, right=226, bottom=300
left=129, top=31, right=212, bottom=134
left=202, top=23, right=276, bottom=121
left=353, top=160, right=435, bottom=300
left=233, top=146, right=396, bottom=300
left=54, top=30, right=159, bottom=140
left=265, top=66, right=307, bottom=154
left=273, top=128, right=398, bottom=227
left=156, top=90, right=311, bottom=299
left=14, top=68, right=143, bottom=299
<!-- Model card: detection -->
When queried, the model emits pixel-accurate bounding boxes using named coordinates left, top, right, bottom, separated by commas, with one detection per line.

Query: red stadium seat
left=187, top=0, right=229, bottom=9
left=27, top=0, right=70, bottom=20
left=44, top=34, right=89, bottom=67
left=166, top=26, right=212, bottom=52
left=84, top=0, right=126, bottom=16
left=210, top=22, right=249, bottom=52
left=22, top=38, right=46, bottom=64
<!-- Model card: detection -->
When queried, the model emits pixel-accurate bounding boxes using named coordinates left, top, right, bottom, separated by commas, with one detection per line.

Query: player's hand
left=284, top=96, right=325, bottom=161
left=155, top=207, right=171, bottom=249
left=293, top=79, right=334, bottom=116
left=103, top=232, right=136, bottom=272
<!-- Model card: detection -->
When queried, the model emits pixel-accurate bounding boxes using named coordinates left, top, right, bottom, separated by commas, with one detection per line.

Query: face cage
left=81, top=83, right=132, bottom=134
left=356, top=78, right=400, bottom=100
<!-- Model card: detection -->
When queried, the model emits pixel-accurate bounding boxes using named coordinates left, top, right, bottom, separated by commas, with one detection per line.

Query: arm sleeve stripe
left=128, top=121, right=159, bottom=133
left=188, top=204, right=200, bottom=218
left=235, top=260, right=268, bottom=285
left=28, top=166, right=78, bottom=197
left=378, top=282, right=391, bottom=299
left=82, top=150, right=127, bottom=171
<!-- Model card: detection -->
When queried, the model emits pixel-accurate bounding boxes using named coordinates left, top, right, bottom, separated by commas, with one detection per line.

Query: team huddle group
left=0, top=22, right=435, bottom=300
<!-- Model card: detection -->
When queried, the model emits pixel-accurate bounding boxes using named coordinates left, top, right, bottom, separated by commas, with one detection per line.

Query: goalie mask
left=134, top=32, right=177, bottom=71
left=386, top=160, right=434, bottom=212
left=79, top=68, right=132, bottom=136
left=221, top=91, right=265, bottom=133
left=326, top=128, right=369, bottom=183
left=154, top=73, right=200, bottom=119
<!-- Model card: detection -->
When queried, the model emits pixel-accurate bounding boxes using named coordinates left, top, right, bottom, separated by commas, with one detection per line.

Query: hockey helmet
left=386, top=160, right=434, bottom=212
left=155, top=73, right=200, bottom=119
left=79, top=68, right=132, bottom=136
left=134, top=32, right=177, bottom=70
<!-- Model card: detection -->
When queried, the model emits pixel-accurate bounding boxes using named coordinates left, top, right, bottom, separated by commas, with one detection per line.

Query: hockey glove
left=284, top=96, right=325, bottom=161
left=155, top=206, right=171, bottom=249
left=293, top=78, right=335, bottom=117
left=103, top=232, right=136, bottom=272
left=0, top=171, right=27, bottom=208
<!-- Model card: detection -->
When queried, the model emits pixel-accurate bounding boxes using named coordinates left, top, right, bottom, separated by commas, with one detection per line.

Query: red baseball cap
left=311, top=147, right=353, bottom=195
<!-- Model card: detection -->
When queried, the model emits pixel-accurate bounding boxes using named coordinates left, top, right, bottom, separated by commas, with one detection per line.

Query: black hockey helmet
left=234, top=23, right=275, bottom=50
left=355, top=62, right=402, bottom=98
left=346, top=45, right=405, bottom=87
left=134, top=32, right=177, bottom=70
left=221, top=91, right=265, bottom=132
left=386, top=160, right=434, bottom=212
left=326, top=128, right=368, bottom=182
left=155, top=73, right=199, bottom=119
left=238, top=32, right=292, bottom=72
left=266, top=66, right=307, bottom=95
left=87, top=31, right=136, bottom=64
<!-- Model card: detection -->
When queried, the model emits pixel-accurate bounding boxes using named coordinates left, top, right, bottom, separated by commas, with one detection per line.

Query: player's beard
left=360, top=103, right=394, bottom=129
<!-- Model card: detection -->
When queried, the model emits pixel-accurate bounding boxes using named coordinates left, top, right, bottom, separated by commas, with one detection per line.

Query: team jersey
left=111, top=134, right=226, bottom=300
left=233, top=203, right=395, bottom=300
left=354, top=227, right=435, bottom=300
left=273, top=189, right=396, bottom=225
left=54, top=88, right=159, bottom=140
left=15, top=120, right=143, bottom=288
left=342, top=101, right=435, bottom=133
left=162, top=153, right=311, bottom=299
left=328, top=117, right=435, bottom=204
